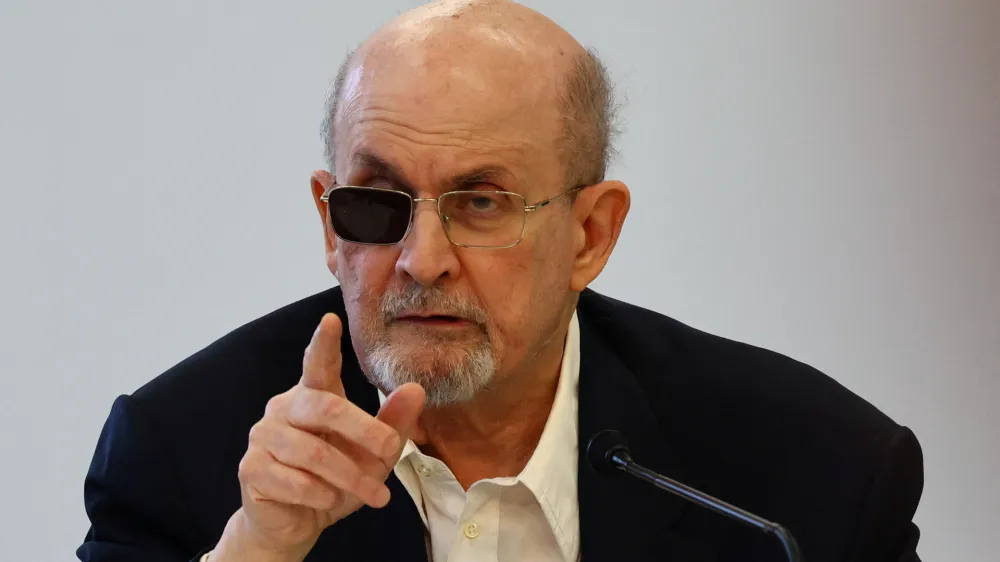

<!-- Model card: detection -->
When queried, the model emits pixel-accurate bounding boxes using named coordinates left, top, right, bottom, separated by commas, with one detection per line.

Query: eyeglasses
left=320, top=185, right=585, bottom=249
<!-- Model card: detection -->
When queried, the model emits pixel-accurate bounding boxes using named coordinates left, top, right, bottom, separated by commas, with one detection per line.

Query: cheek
left=463, top=238, right=571, bottom=350
left=338, top=245, right=397, bottom=319
left=471, top=258, right=529, bottom=327
left=524, top=237, right=575, bottom=316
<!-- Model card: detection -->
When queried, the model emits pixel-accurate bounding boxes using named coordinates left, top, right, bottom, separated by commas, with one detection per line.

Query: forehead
left=334, top=38, right=565, bottom=190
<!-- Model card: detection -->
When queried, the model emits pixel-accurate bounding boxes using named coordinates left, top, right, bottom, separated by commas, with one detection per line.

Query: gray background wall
left=2, top=1, right=998, bottom=560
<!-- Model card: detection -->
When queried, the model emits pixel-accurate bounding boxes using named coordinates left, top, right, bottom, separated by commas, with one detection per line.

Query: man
left=78, top=1, right=924, bottom=561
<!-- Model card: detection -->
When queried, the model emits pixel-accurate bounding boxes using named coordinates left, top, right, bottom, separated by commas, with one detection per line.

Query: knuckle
left=320, top=393, right=348, bottom=419
left=237, top=457, right=249, bottom=481
left=247, top=420, right=270, bottom=444
left=344, top=468, right=368, bottom=496
left=238, top=452, right=260, bottom=483
left=321, top=488, right=345, bottom=511
left=287, top=473, right=311, bottom=500
left=264, top=393, right=288, bottom=416
left=308, top=443, right=329, bottom=467
left=302, top=344, right=316, bottom=370
left=362, top=423, right=394, bottom=455
left=325, top=352, right=342, bottom=372
left=247, top=422, right=262, bottom=443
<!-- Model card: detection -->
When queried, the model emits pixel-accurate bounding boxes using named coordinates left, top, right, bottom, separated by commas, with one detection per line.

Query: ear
left=310, top=170, right=339, bottom=280
left=569, top=180, right=631, bottom=292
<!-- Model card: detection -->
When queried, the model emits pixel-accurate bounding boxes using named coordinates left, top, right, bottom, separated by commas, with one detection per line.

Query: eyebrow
left=352, top=152, right=409, bottom=186
left=349, top=151, right=516, bottom=192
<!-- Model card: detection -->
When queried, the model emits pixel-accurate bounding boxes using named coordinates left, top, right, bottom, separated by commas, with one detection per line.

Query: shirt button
left=417, top=464, right=432, bottom=477
left=463, top=522, right=480, bottom=539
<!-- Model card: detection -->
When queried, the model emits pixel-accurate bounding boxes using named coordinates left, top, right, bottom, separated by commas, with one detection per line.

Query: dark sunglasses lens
left=327, top=188, right=411, bottom=244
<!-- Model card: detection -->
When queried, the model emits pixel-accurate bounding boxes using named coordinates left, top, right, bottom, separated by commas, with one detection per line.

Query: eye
left=445, top=191, right=518, bottom=219
left=468, top=195, right=499, bottom=212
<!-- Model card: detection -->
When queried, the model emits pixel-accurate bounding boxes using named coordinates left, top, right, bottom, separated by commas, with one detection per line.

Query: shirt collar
left=515, top=310, right=581, bottom=560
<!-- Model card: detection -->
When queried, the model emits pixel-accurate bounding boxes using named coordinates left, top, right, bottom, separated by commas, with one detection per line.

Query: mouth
left=393, top=314, right=474, bottom=328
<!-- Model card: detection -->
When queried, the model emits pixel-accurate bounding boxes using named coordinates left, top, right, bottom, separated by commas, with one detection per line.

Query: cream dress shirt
left=203, top=312, right=580, bottom=562
left=388, top=311, right=581, bottom=562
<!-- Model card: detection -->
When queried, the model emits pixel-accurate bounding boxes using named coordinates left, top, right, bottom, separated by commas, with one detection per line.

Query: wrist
left=210, top=509, right=312, bottom=562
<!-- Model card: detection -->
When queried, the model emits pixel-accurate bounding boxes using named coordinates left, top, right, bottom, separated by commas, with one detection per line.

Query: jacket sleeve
left=77, top=395, right=214, bottom=562
left=848, top=426, right=924, bottom=562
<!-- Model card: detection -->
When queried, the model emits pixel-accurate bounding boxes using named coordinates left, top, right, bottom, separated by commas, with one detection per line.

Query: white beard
left=365, top=340, right=497, bottom=406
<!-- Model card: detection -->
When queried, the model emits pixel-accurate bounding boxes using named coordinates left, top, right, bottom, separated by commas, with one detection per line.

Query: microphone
left=587, top=430, right=804, bottom=562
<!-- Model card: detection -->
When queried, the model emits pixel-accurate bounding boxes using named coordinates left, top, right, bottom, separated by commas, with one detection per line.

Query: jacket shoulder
left=579, top=289, right=901, bottom=438
left=102, top=288, right=346, bottom=539
left=578, top=290, right=922, bottom=556
left=132, top=287, right=345, bottom=409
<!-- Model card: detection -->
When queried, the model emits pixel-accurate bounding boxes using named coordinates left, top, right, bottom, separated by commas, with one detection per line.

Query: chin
left=390, top=345, right=469, bottom=375
left=365, top=341, right=498, bottom=407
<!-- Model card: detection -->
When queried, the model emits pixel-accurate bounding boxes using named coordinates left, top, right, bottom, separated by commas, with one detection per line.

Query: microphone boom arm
left=610, top=450, right=803, bottom=562
left=588, top=430, right=803, bottom=562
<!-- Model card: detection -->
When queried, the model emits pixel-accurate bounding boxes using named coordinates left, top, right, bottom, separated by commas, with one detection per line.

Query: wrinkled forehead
left=333, top=35, right=566, bottom=193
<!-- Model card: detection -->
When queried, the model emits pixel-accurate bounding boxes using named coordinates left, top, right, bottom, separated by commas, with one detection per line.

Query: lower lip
left=395, top=317, right=473, bottom=328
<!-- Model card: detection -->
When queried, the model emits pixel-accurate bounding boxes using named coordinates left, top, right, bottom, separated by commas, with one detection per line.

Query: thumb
left=376, top=383, right=426, bottom=464
left=300, top=313, right=346, bottom=396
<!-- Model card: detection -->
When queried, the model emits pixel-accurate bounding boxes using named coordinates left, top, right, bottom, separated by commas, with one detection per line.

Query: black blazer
left=78, top=288, right=923, bottom=562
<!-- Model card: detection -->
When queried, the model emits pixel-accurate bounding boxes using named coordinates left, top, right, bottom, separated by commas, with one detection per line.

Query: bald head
left=320, top=0, right=617, bottom=187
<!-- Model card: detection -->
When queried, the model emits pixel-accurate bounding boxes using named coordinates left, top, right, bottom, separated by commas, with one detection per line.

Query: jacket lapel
left=576, top=305, right=717, bottom=562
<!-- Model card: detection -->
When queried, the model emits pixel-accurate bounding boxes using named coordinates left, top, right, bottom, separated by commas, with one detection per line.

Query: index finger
left=285, top=386, right=401, bottom=462
left=301, top=313, right=345, bottom=396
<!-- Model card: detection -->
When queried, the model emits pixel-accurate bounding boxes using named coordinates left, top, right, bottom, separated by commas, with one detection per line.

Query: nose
left=395, top=201, right=461, bottom=286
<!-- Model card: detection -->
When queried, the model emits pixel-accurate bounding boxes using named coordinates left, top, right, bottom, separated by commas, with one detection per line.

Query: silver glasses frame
left=320, top=184, right=586, bottom=249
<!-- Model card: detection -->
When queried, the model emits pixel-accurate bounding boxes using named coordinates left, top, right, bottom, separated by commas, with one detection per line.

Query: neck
left=413, top=319, right=571, bottom=490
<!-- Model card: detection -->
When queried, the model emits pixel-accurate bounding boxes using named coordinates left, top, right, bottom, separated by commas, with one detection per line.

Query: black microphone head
left=586, top=430, right=631, bottom=475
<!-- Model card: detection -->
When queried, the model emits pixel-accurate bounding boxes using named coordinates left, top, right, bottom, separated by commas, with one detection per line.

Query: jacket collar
left=575, top=296, right=717, bottom=561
